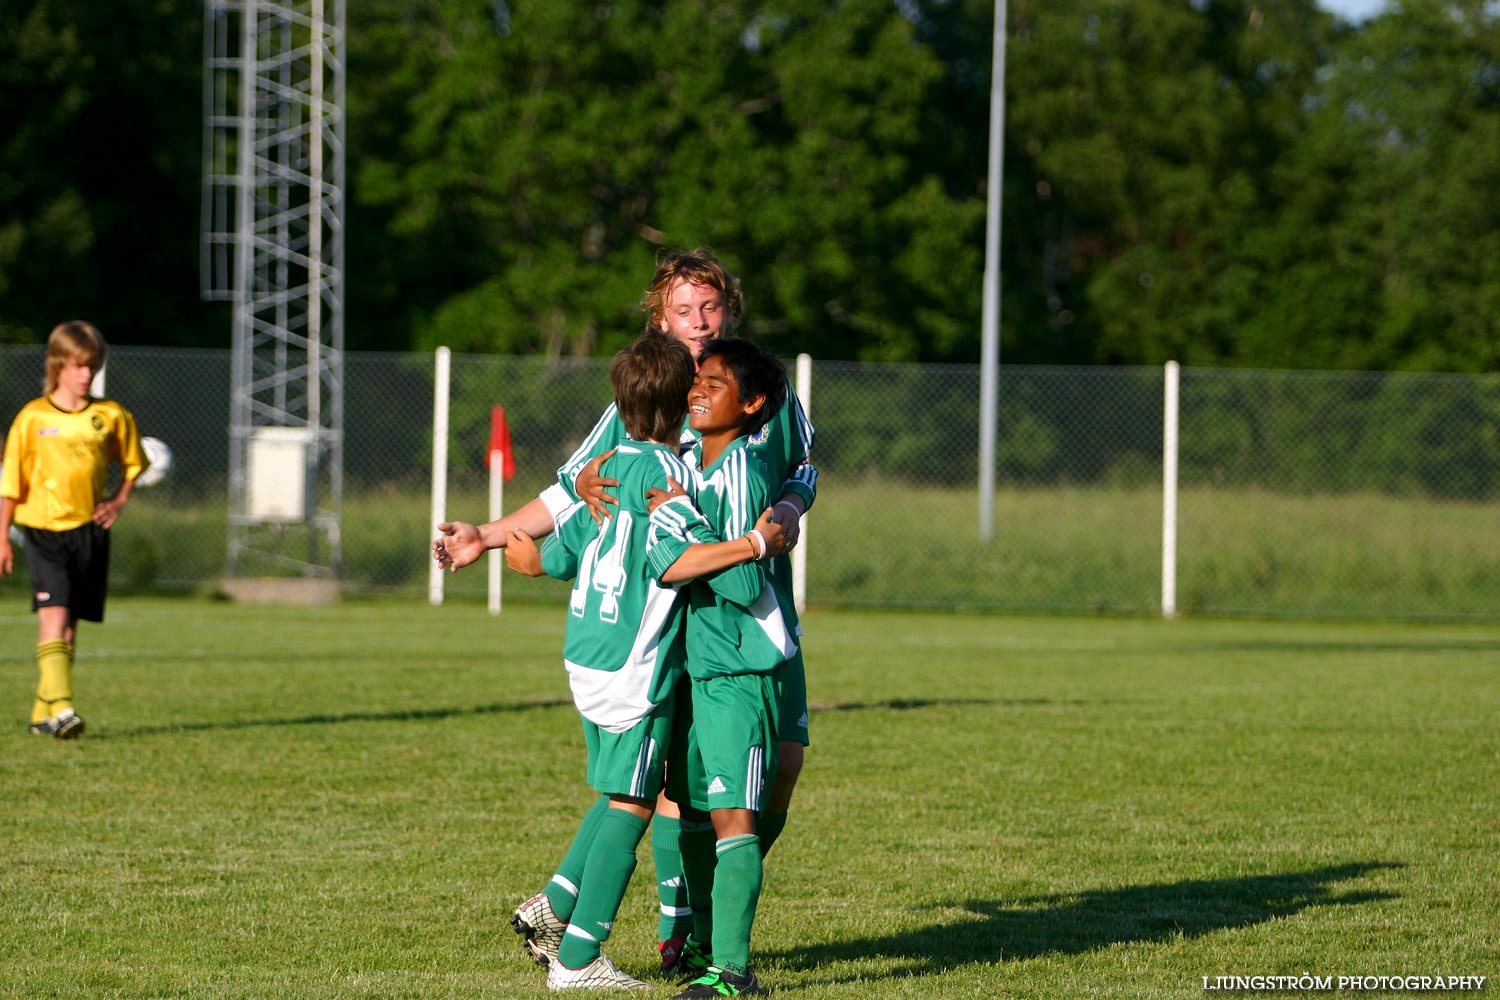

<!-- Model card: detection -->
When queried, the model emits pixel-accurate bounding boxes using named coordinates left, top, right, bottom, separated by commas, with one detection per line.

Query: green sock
left=652, top=814, right=693, bottom=941
left=711, top=834, right=762, bottom=976
left=757, top=811, right=787, bottom=858
left=679, top=817, right=717, bottom=950
left=546, top=795, right=611, bottom=923
left=555, top=808, right=648, bottom=969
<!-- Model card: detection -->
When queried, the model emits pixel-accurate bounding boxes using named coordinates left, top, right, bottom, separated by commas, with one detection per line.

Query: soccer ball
left=137, top=437, right=174, bottom=487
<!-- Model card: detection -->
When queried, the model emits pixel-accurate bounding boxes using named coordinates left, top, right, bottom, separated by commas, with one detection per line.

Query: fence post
left=428, top=346, right=451, bottom=606
left=487, top=446, right=504, bottom=616
left=793, top=353, right=812, bottom=614
left=1162, top=360, right=1179, bottom=619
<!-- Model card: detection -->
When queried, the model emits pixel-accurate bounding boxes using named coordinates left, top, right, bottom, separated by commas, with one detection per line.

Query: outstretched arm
left=432, top=495, right=558, bottom=573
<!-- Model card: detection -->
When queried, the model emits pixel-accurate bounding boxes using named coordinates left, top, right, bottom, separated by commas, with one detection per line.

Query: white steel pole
left=428, top=346, right=451, bottom=606
left=978, top=0, right=1007, bottom=542
left=793, top=353, right=812, bottom=614
left=1162, top=360, right=1180, bottom=619
left=487, top=448, right=504, bottom=616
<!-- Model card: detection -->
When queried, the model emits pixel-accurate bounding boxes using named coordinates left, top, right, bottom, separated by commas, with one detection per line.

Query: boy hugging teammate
left=647, top=338, right=795, bottom=998
left=503, top=333, right=787, bottom=991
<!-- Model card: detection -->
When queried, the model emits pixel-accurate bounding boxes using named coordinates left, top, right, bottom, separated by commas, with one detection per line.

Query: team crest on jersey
left=748, top=423, right=770, bottom=447
left=91, top=414, right=105, bottom=431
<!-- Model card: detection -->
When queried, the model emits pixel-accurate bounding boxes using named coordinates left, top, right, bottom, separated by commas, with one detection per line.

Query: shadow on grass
left=812, top=698, right=1099, bottom=712
left=97, top=698, right=574, bottom=739
left=1180, top=639, right=1500, bottom=655
left=767, top=862, right=1400, bottom=986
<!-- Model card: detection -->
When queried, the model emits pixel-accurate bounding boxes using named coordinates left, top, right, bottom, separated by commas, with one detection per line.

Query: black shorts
left=22, top=524, right=111, bottom=622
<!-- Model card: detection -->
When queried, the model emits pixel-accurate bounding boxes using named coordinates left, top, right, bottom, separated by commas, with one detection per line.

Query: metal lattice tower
left=202, top=0, right=346, bottom=580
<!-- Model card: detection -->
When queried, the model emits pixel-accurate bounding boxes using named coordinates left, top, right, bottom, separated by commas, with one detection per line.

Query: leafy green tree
left=0, top=0, right=223, bottom=347
left=1004, top=0, right=1340, bottom=365
left=351, top=0, right=984, bottom=362
left=1230, top=0, right=1500, bottom=371
left=0, top=0, right=91, bottom=343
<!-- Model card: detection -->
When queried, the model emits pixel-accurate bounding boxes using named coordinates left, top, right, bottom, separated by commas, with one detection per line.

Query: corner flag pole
left=979, top=0, right=1007, bottom=542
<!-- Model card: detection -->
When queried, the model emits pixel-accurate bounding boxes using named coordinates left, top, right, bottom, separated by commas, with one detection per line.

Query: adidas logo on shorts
left=706, top=775, right=728, bottom=794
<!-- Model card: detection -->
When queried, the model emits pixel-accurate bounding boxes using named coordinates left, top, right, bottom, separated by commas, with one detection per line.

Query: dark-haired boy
left=502, top=333, right=785, bottom=989
left=647, top=338, right=797, bottom=998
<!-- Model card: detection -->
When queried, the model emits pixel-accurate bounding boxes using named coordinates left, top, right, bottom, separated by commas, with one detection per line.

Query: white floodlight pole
left=979, top=0, right=1007, bottom=542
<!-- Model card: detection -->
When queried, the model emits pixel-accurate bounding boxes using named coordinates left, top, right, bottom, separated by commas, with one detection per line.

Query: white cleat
left=512, top=892, right=566, bottom=967
left=546, top=953, right=651, bottom=990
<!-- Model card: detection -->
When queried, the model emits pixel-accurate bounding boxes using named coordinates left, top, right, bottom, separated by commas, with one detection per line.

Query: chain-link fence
left=3, top=344, right=1498, bottom=619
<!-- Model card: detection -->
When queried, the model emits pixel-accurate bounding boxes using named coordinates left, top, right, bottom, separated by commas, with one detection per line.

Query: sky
left=1318, top=0, right=1386, bottom=21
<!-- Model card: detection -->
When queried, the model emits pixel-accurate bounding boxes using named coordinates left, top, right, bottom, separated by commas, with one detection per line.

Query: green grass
left=1, top=597, right=1496, bottom=998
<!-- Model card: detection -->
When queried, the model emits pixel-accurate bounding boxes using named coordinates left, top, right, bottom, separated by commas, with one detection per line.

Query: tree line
left=2, top=0, right=1496, bottom=370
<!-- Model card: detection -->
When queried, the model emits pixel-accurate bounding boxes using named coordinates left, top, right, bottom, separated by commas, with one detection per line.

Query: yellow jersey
left=1, top=396, right=150, bottom=532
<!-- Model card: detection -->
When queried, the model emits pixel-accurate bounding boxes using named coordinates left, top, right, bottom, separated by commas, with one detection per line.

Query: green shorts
left=778, top=645, right=809, bottom=746
left=582, top=694, right=676, bottom=801
left=670, top=670, right=781, bottom=813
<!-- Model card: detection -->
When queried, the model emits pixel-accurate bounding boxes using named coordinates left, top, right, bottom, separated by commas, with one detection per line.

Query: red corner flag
left=487, top=405, right=517, bottom=482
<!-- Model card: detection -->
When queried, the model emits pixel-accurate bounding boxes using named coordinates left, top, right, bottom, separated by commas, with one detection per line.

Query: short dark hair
left=697, top=338, right=787, bottom=437
left=612, top=333, right=695, bottom=444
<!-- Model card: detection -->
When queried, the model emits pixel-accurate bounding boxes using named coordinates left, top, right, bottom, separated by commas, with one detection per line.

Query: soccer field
left=1, top=597, right=1495, bottom=999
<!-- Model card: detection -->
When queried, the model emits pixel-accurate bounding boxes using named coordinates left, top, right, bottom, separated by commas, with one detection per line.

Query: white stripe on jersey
left=644, top=450, right=703, bottom=551
left=565, top=577, right=681, bottom=732
left=557, top=403, right=621, bottom=486
left=787, top=391, right=815, bottom=454
left=648, top=496, right=704, bottom=542
left=723, top=448, right=750, bottom=535
left=746, top=576, right=799, bottom=661
left=785, top=462, right=818, bottom=496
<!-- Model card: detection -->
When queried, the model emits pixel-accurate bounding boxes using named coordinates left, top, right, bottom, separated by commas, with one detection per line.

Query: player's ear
left=742, top=394, right=767, bottom=418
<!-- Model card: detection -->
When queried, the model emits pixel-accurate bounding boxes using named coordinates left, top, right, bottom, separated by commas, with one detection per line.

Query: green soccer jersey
left=547, top=391, right=817, bottom=629
left=538, top=441, right=699, bottom=733
left=649, top=439, right=799, bottom=680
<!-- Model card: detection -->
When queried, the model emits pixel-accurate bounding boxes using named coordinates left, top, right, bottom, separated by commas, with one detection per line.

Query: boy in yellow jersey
left=0, top=321, right=150, bottom=738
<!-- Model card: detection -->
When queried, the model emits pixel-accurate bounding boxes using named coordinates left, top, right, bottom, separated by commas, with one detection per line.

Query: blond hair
left=45, top=321, right=106, bottom=395
left=640, top=248, right=744, bottom=335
